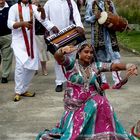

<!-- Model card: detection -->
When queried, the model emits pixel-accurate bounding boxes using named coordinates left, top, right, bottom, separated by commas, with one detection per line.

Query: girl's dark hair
left=78, top=43, right=91, bottom=53
left=18, top=0, right=32, bottom=4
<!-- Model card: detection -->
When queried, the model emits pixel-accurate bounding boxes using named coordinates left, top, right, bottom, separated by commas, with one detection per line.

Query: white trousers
left=54, top=60, right=66, bottom=86
left=54, top=52, right=76, bottom=86
left=101, top=59, right=122, bottom=85
left=15, top=58, right=36, bottom=95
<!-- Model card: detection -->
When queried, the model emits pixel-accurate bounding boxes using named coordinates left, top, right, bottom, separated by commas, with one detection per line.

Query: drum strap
left=66, top=0, right=76, bottom=24
left=18, top=3, right=34, bottom=59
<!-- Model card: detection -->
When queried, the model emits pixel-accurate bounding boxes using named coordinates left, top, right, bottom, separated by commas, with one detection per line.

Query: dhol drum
left=98, top=11, right=128, bottom=32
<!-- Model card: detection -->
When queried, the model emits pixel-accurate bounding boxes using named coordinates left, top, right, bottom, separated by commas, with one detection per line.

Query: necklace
left=78, top=63, right=92, bottom=91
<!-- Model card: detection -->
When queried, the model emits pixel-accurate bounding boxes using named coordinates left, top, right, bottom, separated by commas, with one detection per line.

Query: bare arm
left=54, top=45, right=77, bottom=64
left=111, top=63, right=126, bottom=71
left=111, top=63, right=138, bottom=77
left=37, top=4, right=46, bottom=20
left=54, top=48, right=65, bottom=65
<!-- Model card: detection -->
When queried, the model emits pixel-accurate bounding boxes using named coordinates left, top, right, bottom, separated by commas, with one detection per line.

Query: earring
left=78, top=54, right=81, bottom=59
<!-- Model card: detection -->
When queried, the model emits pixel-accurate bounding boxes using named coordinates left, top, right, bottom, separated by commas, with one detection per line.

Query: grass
left=113, top=0, right=140, bottom=24
left=108, top=0, right=140, bottom=53
left=117, top=31, right=140, bottom=53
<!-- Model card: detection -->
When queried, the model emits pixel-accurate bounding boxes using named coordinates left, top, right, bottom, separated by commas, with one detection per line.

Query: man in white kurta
left=8, top=0, right=54, bottom=101
left=44, top=0, right=84, bottom=92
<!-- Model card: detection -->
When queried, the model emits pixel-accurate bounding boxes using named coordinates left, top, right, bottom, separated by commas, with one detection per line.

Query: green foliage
left=117, top=31, right=140, bottom=53
left=113, top=0, right=140, bottom=24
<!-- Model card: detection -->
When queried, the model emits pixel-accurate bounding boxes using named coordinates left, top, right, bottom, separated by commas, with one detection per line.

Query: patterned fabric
left=93, top=0, right=119, bottom=60
left=36, top=57, right=134, bottom=140
left=85, top=0, right=120, bottom=62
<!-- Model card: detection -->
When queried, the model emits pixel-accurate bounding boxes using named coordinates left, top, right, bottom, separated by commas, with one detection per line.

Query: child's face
left=79, top=46, right=94, bottom=64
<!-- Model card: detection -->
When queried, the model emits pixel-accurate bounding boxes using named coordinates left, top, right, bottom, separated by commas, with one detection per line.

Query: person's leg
left=0, top=52, right=1, bottom=65
left=21, top=68, right=36, bottom=94
left=14, top=58, right=36, bottom=101
left=54, top=60, right=66, bottom=92
left=41, top=61, right=48, bottom=75
left=21, top=68, right=36, bottom=97
left=14, top=58, right=25, bottom=101
left=0, top=35, right=13, bottom=83
left=111, top=59, right=123, bottom=89
left=112, top=71, right=121, bottom=85
left=100, top=73, right=107, bottom=83
left=36, top=35, right=48, bottom=75
left=100, top=73, right=110, bottom=90
left=40, top=40, right=48, bottom=75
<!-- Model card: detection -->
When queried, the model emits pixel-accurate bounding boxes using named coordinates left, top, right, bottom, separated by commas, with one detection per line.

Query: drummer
left=85, top=0, right=125, bottom=90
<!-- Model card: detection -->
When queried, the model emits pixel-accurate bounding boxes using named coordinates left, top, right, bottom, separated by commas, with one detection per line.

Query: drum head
left=98, top=11, right=108, bottom=24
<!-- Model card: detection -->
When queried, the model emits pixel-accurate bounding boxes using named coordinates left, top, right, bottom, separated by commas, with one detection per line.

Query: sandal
left=21, top=91, right=35, bottom=97
left=14, top=94, right=21, bottom=102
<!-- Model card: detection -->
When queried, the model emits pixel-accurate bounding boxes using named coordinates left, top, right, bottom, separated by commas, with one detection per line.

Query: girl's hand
left=126, top=64, right=138, bottom=78
left=61, top=45, right=77, bottom=54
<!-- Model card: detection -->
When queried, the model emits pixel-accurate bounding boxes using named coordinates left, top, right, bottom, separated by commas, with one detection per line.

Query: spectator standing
left=44, top=0, right=84, bottom=92
left=0, top=0, right=13, bottom=83
left=7, top=0, right=55, bottom=101
left=32, top=0, right=49, bottom=76
left=85, top=0, right=124, bottom=89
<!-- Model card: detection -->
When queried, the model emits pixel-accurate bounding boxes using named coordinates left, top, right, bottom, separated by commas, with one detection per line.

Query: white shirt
left=44, top=0, right=83, bottom=32
left=8, top=3, right=54, bottom=70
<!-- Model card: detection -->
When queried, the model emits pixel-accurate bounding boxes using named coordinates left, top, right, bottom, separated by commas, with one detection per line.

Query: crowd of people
left=0, top=0, right=139, bottom=139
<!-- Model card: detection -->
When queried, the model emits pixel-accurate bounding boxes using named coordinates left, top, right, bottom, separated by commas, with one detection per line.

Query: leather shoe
left=1, top=77, right=8, bottom=83
left=55, top=84, right=63, bottom=92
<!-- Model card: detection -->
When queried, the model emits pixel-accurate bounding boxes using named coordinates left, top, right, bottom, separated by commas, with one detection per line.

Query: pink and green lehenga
left=36, top=57, right=134, bottom=140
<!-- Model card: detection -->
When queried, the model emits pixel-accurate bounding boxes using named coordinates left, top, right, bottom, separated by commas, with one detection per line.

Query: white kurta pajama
left=44, top=0, right=83, bottom=86
left=8, top=3, right=54, bottom=94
